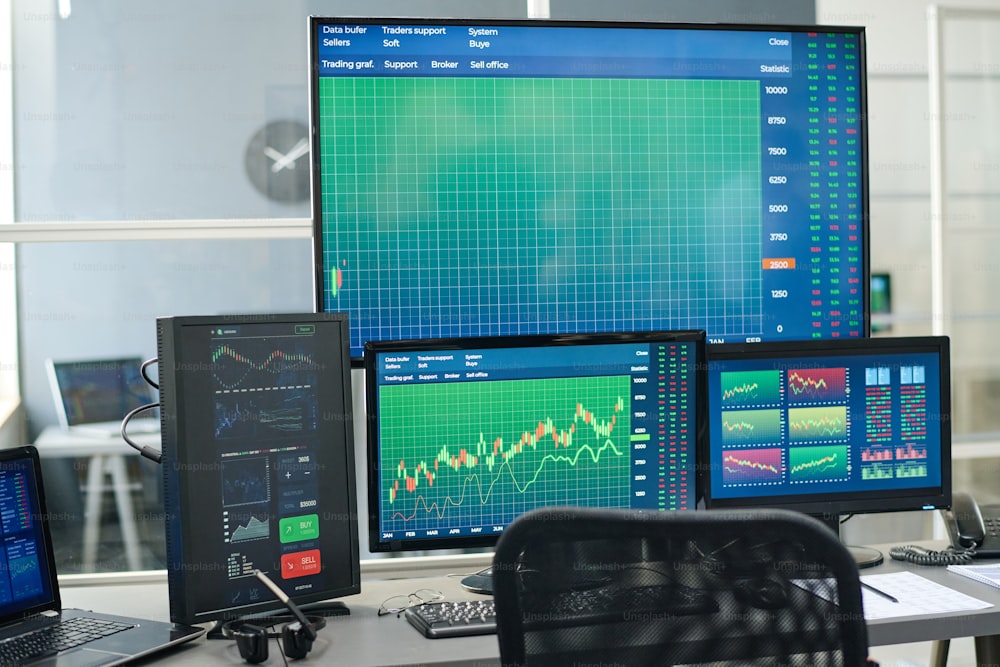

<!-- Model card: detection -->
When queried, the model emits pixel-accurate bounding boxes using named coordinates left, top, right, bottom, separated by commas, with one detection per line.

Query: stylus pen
left=861, top=581, right=899, bottom=603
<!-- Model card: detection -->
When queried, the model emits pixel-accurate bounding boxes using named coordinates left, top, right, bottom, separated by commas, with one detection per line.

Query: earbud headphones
left=889, top=544, right=975, bottom=566
left=221, top=569, right=327, bottom=663
left=222, top=614, right=327, bottom=663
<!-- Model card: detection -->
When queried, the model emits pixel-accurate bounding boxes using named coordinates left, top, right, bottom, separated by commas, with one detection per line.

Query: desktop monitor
left=157, top=313, right=360, bottom=625
left=702, top=336, right=952, bottom=565
left=310, top=17, right=870, bottom=360
left=365, top=330, right=706, bottom=576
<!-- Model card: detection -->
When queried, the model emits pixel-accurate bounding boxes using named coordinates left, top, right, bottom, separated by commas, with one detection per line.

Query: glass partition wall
left=928, top=6, right=1000, bottom=502
left=15, top=1, right=1000, bottom=578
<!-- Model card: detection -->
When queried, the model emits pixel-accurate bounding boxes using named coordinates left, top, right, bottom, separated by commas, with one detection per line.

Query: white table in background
left=33, top=425, right=156, bottom=572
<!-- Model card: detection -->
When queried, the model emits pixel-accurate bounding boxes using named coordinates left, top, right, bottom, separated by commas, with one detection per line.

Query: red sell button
left=281, top=549, right=321, bottom=579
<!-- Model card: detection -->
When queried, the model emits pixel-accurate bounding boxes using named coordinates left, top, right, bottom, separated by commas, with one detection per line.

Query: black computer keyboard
left=0, top=615, right=133, bottom=663
left=405, top=583, right=717, bottom=639
left=531, top=582, right=718, bottom=627
left=405, top=599, right=497, bottom=638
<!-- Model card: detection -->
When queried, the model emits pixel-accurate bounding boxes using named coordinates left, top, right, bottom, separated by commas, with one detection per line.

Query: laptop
left=46, top=358, right=159, bottom=438
left=0, top=446, right=205, bottom=665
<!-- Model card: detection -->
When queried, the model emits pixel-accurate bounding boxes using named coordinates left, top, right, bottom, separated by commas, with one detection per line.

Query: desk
left=56, top=546, right=1000, bottom=666
left=34, top=426, right=159, bottom=572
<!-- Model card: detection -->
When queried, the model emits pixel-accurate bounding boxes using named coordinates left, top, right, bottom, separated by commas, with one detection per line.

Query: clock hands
left=265, top=137, right=310, bottom=173
left=245, top=120, right=311, bottom=203
left=263, top=146, right=286, bottom=164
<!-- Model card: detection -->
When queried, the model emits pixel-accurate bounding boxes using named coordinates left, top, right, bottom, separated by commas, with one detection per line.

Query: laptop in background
left=0, top=446, right=204, bottom=665
left=46, top=357, right=159, bottom=438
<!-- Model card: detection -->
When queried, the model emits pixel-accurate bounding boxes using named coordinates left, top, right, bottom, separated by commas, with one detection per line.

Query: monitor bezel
left=308, top=16, right=871, bottom=364
left=364, top=329, right=707, bottom=553
left=701, top=336, right=952, bottom=517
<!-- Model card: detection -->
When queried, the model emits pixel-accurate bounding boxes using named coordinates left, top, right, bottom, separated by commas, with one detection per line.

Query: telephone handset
left=943, top=491, right=1000, bottom=558
left=890, top=492, right=1000, bottom=565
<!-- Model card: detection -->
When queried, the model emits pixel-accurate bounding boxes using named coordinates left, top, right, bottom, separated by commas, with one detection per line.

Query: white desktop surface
left=61, top=574, right=497, bottom=667
left=57, top=545, right=1000, bottom=667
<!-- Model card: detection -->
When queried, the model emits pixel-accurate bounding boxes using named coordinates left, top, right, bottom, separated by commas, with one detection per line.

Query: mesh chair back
left=493, top=507, right=869, bottom=667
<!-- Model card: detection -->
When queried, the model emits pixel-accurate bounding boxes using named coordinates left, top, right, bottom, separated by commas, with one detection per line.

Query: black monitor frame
left=702, top=336, right=952, bottom=522
left=157, top=312, right=360, bottom=625
left=309, top=17, right=871, bottom=363
left=365, top=330, right=706, bottom=554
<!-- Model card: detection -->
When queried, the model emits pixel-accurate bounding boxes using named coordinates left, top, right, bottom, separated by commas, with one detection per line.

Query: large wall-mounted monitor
left=702, top=336, right=951, bottom=562
left=157, top=313, right=360, bottom=625
left=310, top=18, right=869, bottom=360
left=365, top=330, right=706, bottom=560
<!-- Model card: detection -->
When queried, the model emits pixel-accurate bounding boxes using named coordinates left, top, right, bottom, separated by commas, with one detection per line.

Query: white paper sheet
left=859, top=571, right=993, bottom=620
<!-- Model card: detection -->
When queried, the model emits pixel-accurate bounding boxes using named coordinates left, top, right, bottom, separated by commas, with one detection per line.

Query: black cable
left=888, top=544, right=975, bottom=566
left=272, top=634, right=289, bottom=667
left=140, top=357, right=159, bottom=389
left=120, top=402, right=162, bottom=463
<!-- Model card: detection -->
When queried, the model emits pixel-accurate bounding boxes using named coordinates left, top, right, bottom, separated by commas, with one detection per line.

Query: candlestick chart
left=377, top=375, right=631, bottom=533
left=211, top=337, right=319, bottom=442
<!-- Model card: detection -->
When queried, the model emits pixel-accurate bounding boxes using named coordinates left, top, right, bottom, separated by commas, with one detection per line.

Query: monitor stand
left=303, top=600, right=352, bottom=617
left=207, top=601, right=350, bottom=638
left=815, top=513, right=883, bottom=569
left=460, top=567, right=495, bottom=595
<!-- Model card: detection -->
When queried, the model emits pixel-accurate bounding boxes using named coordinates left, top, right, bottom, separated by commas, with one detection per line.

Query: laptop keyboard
left=0, top=616, right=134, bottom=663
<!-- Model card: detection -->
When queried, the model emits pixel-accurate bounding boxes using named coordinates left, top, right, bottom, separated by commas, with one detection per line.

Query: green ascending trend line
left=788, top=445, right=849, bottom=480
left=790, top=452, right=837, bottom=474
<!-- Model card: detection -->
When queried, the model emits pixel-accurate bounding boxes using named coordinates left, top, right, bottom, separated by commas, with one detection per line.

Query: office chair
left=493, top=506, right=871, bottom=667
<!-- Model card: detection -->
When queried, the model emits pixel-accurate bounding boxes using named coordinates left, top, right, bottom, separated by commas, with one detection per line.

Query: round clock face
left=244, top=120, right=311, bottom=203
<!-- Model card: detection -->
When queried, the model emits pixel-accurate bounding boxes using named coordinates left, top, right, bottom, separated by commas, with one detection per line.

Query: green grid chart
left=719, top=370, right=782, bottom=408
left=377, top=376, right=632, bottom=533
left=317, top=76, right=763, bottom=354
left=789, top=445, right=850, bottom=484
left=720, top=409, right=782, bottom=446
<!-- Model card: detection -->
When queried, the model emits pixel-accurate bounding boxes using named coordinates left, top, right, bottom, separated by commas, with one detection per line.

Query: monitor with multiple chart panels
left=365, top=330, right=706, bottom=553
left=157, top=313, right=360, bottom=625
left=702, top=336, right=951, bottom=521
left=310, top=17, right=869, bottom=360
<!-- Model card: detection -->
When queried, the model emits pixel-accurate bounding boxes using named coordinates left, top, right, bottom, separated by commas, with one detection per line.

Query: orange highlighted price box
left=763, top=258, right=796, bottom=270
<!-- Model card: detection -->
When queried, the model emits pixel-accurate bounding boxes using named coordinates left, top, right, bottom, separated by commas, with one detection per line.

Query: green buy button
left=280, top=514, right=319, bottom=543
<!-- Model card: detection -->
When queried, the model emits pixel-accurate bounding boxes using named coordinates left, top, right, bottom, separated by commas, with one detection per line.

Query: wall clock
left=244, top=120, right=311, bottom=203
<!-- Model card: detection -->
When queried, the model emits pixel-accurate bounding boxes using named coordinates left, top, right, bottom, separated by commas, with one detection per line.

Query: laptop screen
left=0, top=447, right=59, bottom=620
left=47, top=358, right=154, bottom=427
